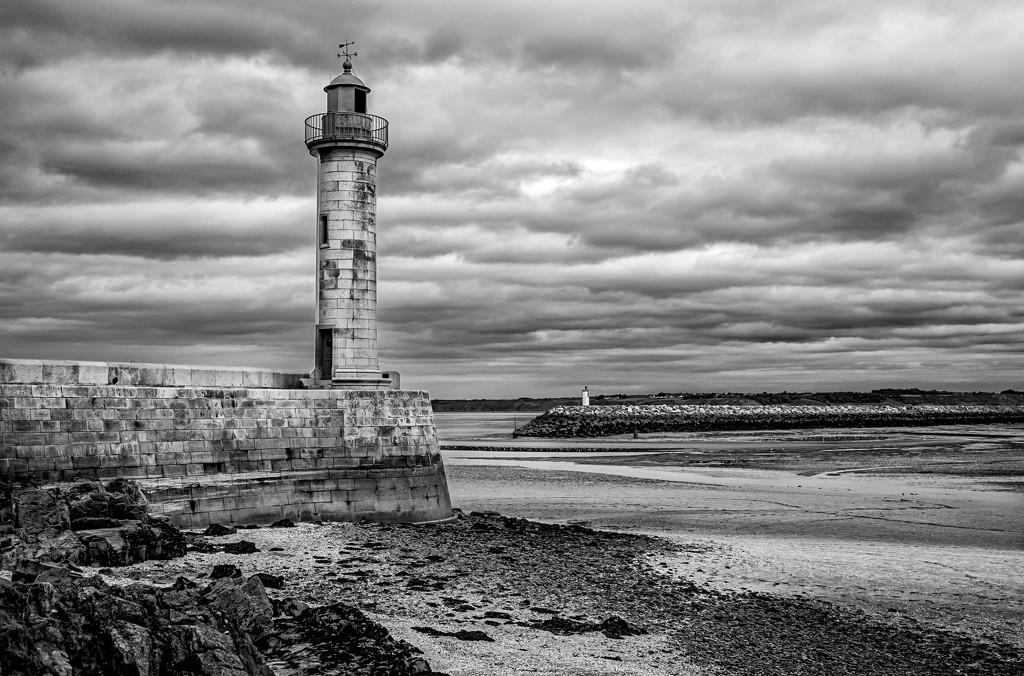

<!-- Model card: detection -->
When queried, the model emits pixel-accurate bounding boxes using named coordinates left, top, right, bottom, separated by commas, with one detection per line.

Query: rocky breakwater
left=0, top=479, right=441, bottom=675
left=515, top=403, right=1024, bottom=437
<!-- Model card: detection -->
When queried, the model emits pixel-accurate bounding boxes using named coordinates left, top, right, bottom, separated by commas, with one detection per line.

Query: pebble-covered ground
left=114, top=513, right=1024, bottom=676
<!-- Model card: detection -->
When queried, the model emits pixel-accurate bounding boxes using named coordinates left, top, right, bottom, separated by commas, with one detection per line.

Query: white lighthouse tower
left=304, top=47, right=395, bottom=389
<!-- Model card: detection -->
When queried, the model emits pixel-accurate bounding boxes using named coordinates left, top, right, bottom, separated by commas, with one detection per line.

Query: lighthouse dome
left=325, top=58, right=370, bottom=93
left=328, top=70, right=367, bottom=89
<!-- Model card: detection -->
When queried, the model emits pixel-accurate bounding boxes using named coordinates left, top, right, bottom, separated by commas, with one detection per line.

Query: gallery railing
left=304, top=112, right=389, bottom=149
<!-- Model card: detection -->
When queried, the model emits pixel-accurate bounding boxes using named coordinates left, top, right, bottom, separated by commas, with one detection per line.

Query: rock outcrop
left=0, top=479, right=443, bottom=676
left=1, top=479, right=185, bottom=568
left=0, top=567, right=275, bottom=676
left=515, top=403, right=1024, bottom=437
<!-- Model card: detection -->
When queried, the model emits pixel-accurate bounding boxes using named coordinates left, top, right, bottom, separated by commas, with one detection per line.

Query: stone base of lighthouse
left=315, top=368, right=399, bottom=391
left=0, top=359, right=453, bottom=527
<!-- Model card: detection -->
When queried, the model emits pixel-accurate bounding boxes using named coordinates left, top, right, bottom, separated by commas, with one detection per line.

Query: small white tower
left=304, top=47, right=395, bottom=389
left=582, top=386, right=590, bottom=406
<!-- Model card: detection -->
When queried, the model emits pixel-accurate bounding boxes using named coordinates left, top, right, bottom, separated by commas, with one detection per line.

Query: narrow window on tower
left=319, top=213, right=329, bottom=246
left=355, top=90, right=367, bottom=113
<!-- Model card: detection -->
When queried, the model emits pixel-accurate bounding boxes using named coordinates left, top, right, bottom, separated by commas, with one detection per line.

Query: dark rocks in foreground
left=0, top=479, right=273, bottom=676
left=343, top=513, right=1024, bottom=676
left=266, top=604, right=434, bottom=675
left=523, top=614, right=646, bottom=639
left=515, top=403, right=1024, bottom=437
left=2, top=479, right=185, bottom=568
left=0, top=480, right=441, bottom=676
left=0, top=564, right=292, bottom=676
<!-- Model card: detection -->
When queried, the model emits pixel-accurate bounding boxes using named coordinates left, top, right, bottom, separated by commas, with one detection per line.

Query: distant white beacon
left=582, top=385, right=590, bottom=407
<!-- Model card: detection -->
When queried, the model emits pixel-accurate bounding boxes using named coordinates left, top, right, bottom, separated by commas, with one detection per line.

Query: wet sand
left=440, top=423, right=1024, bottom=647
left=110, top=421, right=1022, bottom=674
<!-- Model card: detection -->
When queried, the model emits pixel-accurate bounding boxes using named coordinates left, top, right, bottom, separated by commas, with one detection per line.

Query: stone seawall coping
left=0, top=358, right=306, bottom=389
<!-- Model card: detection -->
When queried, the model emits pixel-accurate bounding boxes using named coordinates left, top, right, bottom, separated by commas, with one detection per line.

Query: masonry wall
left=317, top=147, right=380, bottom=374
left=0, top=359, right=453, bottom=527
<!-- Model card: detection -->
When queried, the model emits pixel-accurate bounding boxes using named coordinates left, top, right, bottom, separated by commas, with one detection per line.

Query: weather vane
left=338, top=41, right=357, bottom=62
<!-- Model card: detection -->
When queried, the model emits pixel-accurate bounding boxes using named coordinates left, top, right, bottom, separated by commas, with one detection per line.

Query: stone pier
left=0, top=358, right=453, bottom=527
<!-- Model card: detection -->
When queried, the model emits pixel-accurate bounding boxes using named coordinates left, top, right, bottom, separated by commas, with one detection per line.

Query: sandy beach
left=101, top=418, right=1024, bottom=675
left=442, top=420, right=1023, bottom=646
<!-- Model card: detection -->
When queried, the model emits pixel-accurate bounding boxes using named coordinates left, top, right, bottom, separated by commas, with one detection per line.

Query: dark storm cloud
left=0, top=200, right=308, bottom=259
left=40, top=150, right=284, bottom=195
left=2, top=0, right=1023, bottom=396
left=0, top=250, right=312, bottom=368
left=0, top=0, right=321, bottom=67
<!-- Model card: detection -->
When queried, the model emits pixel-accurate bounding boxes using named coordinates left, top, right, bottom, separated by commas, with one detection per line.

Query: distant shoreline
left=432, top=388, right=1024, bottom=412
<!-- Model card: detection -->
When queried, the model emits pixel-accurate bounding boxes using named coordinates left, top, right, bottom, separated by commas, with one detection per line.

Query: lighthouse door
left=318, top=329, right=333, bottom=379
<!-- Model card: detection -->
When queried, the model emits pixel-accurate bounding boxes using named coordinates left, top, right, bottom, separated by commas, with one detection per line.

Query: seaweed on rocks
left=303, top=513, right=1024, bottom=676
left=223, top=540, right=260, bottom=555
left=203, top=524, right=237, bottom=537
left=412, top=626, right=495, bottom=642
left=212, top=563, right=242, bottom=579
left=252, top=572, right=284, bottom=589
left=672, top=591, right=1024, bottom=676
left=262, top=602, right=437, bottom=675
left=523, top=614, right=646, bottom=639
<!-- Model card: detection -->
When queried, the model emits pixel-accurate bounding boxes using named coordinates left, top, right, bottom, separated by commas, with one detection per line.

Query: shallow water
left=433, top=412, right=525, bottom=440
left=435, top=413, right=1024, bottom=545
left=433, top=411, right=1024, bottom=645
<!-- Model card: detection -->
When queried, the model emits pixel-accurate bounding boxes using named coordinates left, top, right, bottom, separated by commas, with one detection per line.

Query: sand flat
left=441, top=424, right=1024, bottom=651
left=106, top=422, right=1023, bottom=674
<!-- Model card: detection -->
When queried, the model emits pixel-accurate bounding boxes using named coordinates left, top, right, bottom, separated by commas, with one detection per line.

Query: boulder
left=15, top=488, right=71, bottom=535
left=77, top=519, right=179, bottom=567
left=203, top=524, right=237, bottom=537
left=274, top=597, right=309, bottom=618
left=3, top=481, right=188, bottom=569
left=146, top=516, right=187, bottom=560
left=105, top=479, right=149, bottom=521
left=252, top=573, right=284, bottom=590
left=212, top=564, right=242, bottom=580
left=65, top=479, right=149, bottom=526
left=223, top=541, right=259, bottom=555
left=165, top=624, right=252, bottom=676
left=12, top=558, right=80, bottom=584
left=106, top=620, right=158, bottom=676
left=205, top=576, right=274, bottom=642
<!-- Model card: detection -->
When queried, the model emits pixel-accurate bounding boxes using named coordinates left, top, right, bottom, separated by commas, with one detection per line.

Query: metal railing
left=304, top=112, right=388, bottom=149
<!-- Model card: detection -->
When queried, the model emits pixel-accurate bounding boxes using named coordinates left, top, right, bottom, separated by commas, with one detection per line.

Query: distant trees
left=433, top=389, right=1023, bottom=412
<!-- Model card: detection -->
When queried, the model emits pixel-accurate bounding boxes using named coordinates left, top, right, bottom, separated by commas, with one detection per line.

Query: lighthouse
left=304, top=49, right=395, bottom=389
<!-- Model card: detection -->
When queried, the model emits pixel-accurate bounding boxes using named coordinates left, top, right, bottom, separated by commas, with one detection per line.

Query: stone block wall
left=0, top=359, right=453, bottom=526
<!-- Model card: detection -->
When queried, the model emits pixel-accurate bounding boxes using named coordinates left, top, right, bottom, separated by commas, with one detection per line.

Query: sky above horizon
left=1, top=1, right=1023, bottom=398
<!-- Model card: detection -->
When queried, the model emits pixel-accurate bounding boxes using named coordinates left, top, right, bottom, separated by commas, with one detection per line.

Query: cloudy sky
left=1, top=1, right=1023, bottom=398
